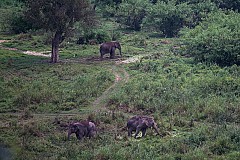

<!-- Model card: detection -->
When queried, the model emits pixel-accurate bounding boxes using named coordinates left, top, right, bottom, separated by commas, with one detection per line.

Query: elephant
left=68, top=121, right=96, bottom=140
left=100, top=41, right=122, bottom=59
left=127, top=115, right=160, bottom=138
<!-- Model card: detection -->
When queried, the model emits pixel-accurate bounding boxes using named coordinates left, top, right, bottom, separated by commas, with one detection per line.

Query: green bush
left=0, top=1, right=34, bottom=33
left=143, top=1, right=192, bottom=37
left=108, top=57, right=240, bottom=123
left=143, top=0, right=217, bottom=37
left=10, top=13, right=33, bottom=34
left=116, top=0, right=149, bottom=31
left=180, top=10, right=240, bottom=66
left=94, top=0, right=122, bottom=17
left=76, top=28, right=112, bottom=44
left=212, top=0, right=240, bottom=11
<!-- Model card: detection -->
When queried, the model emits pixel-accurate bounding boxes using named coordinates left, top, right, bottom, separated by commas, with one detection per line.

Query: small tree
left=25, top=0, right=95, bottom=63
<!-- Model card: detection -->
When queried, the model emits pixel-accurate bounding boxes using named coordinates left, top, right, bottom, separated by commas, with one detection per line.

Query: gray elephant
left=100, top=41, right=122, bottom=59
left=68, top=121, right=96, bottom=140
left=127, top=115, right=160, bottom=138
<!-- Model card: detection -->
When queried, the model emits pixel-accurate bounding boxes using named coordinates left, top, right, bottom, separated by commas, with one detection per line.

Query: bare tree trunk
left=51, top=31, right=62, bottom=63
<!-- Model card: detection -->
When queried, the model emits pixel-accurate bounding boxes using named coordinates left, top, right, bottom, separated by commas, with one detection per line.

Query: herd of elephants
left=68, top=115, right=160, bottom=140
left=68, top=41, right=160, bottom=140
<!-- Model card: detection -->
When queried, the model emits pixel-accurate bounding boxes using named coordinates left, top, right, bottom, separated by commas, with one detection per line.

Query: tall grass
left=0, top=33, right=239, bottom=160
left=108, top=56, right=240, bottom=123
left=0, top=49, right=114, bottom=113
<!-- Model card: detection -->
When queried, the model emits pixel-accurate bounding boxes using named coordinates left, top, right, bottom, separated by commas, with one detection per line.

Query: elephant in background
left=127, top=115, right=160, bottom=138
left=68, top=121, right=96, bottom=140
left=100, top=41, right=122, bottom=59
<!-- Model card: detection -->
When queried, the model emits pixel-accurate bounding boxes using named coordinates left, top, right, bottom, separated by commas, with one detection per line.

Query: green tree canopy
left=143, top=1, right=191, bottom=37
left=116, top=0, right=149, bottom=31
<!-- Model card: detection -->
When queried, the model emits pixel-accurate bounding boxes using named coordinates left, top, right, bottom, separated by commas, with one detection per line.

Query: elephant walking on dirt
left=100, top=41, right=122, bottom=59
left=127, top=115, right=160, bottom=138
left=68, top=121, right=96, bottom=140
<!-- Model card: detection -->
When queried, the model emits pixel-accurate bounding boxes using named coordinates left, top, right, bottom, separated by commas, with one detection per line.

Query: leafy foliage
left=108, top=56, right=240, bottom=123
left=143, top=1, right=191, bottom=37
left=24, top=0, right=96, bottom=62
left=143, top=0, right=217, bottom=37
left=25, top=0, right=94, bottom=33
left=180, top=10, right=240, bottom=66
left=212, top=0, right=240, bottom=12
left=116, top=0, right=149, bottom=31
left=0, top=0, right=30, bottom=33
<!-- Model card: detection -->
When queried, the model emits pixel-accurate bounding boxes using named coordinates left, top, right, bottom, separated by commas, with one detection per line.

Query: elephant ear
left=146, top=118, right=155, bottom=127
left=143, top=119, right=152, bottom=127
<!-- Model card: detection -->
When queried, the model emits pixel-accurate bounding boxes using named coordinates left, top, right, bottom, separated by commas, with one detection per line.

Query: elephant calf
left=68, top=121, right=96, bottom=140
left=100, top=41, right=122, bottom=59
left=127, top=115, right=160, bottom=138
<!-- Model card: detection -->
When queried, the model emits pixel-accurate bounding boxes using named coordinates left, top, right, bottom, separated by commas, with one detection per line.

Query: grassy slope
left=0, top=33, right=239, bottom=160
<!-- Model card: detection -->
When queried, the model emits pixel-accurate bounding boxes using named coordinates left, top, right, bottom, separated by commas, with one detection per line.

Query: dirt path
left=0, top=64, right=131, bottom=120
left=91, top=65, right=129, bottom=110
left=0, top=40, right=51, bottom=57
left=0, top=40, right=133, bottom=119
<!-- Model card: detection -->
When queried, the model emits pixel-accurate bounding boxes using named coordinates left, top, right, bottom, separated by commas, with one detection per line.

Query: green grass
left=107, top=55, right=240, bottom=124
left=0, top=33, right=239, bottom=160
left=0, top=48, right=114, bottom=113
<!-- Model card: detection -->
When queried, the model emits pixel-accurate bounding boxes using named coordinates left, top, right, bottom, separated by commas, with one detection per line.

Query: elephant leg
left=68, top=131, right=73, bottom=140
left=75, top=132, right=81, bottom=140
left=76, top=130, right=85, bottom=140
left=77, top=133, right=84, bottom=140
left=128, top=128, right=133, bottom=137
left=110, top=47, right=115, bottom=59
left=134, top=127, right=141, bottom=138
left=142, top=128, right=147, bottom=137
left=88, top=131, right=94, bottom=138
left=100, top=52, right=104, bottom=60
left=78, top=135, right=83, bottom=140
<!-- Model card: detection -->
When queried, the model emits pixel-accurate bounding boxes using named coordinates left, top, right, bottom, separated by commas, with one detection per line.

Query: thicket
left=99, top=0, right=218, bottom=37
left=1, top=0, right=239, bottom=37
left=108, top=56, right=240, bottom=124
left=0, top=0, right=30, bottom=33
left=116, top=0, right=149, bottom=31
left=180, top=10, right=240, bottom=66
left=212, top=0, right=240, bottom=11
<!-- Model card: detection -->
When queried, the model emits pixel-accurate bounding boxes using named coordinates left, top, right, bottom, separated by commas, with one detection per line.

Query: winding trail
left=0, top=40, right=138, bottom=119
left=0, top=40, right=51, bottom=57
left=91, top=65, right=129, bottom=110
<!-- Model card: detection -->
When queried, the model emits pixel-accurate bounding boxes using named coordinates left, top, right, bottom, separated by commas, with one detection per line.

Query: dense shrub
left=76, top=29, right=111, bottom=44
left=212, top=0, right=240, bottom=12
left=186, top=0, right=217, bottom=28
left=116, top=0, right=149, bottom=31
left=0, top=1, right=34, bottom=33
left=143, top=0, right=217, bottom=37
left=143, top=1, right=192, bottom=37
left=108, top=57, right=240, bottom=123
left=180, top=10, right=240, bottom=66
left=9, top=13, right=33, bottom=34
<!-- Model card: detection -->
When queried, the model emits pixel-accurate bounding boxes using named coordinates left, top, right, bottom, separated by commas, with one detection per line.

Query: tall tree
left=25, top=0, right=95, bottom=63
